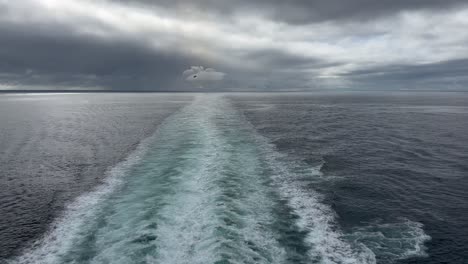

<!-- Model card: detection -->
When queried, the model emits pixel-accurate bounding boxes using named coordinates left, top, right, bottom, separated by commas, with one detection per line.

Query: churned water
left=1, top=92, right=467, bottom=263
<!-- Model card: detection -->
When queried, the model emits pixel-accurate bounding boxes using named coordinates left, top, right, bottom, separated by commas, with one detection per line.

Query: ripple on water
left=9, top=95, right=431, bottom=264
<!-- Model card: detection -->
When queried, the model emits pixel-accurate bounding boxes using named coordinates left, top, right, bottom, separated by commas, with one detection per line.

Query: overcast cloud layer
left=0, top=0, right=468, bottom=91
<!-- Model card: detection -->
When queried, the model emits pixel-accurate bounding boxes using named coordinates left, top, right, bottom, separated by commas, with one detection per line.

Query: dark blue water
left=1, top=92, right=467, bottom=263
left=230, top=92, right=468, bottom=264
left=0, top=93, right=193, bottom=261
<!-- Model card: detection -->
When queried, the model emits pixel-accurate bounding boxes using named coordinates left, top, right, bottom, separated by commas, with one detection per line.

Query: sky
left=0, top=0, right=468, bottom=91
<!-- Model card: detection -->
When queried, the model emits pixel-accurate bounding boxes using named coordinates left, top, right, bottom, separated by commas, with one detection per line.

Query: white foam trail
left=272, top=170, right=376, bottom=264
left=149, top=102, right=225, bottom=264
left=346, top=219, right=431, bottom=262
left=226, top=99, right=377, bottom=264
left=228, top=96, right=431, bottom=263
left=8, top=102, right=187, bottom=264
left=10, top=95, right=430, bottom=264
left=150, top=97, right=286, bottom=264
left=11, top=96, right=287, bottom=264
left=9, top=136, right=152, bottom=264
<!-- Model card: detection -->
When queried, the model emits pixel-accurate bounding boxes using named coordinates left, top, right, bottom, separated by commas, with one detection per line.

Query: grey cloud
left=182, top=66, right=226, bottom=89
left=344, top=59, right=468, bottom=80
left=246, top=49, right=343, bottom=71
left=113, top=0, right=468, bottom=24
left=0, top=22, right=207, bottom=90
left=183, top=66, right=225, bottom=81
left=0, top=0, right=468, bottom=91
left=342, top=59, right=468, bottom=90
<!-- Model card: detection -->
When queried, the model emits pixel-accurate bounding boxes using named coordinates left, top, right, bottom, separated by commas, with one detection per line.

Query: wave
left=8, top=125, right=156, bottom=264
left=345, top=219, right=431, bottom=263
left=9, top=95, right=430, bottom=264
left=235, top=104, right=376, bottom=264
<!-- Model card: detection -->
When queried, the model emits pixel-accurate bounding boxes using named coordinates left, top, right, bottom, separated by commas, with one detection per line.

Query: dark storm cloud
left=245, top=49, right=339, bottom=70
left=0, top=0, right=468, bottom=91
left=345, top=59, right=468, bottom=80
left=114, top=0, right=468, bottom=24
left=0, top=22, right=205, bottom=90
left=342, top=59, right=468, bottom=90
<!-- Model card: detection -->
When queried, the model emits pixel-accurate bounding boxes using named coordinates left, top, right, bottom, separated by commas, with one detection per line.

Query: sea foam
left=10, top=95, right=430, bottom=264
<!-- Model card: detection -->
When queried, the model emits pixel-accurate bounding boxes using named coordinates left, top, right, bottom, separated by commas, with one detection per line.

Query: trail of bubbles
left=8, top=127, right=155, bottom=264
left=10, top=96, right=288, bottom=264
left=10, top=95, right=430, bottom=264
left=345, top=219, right=431, bottom=263
left=219, top=98, right=375, bottom=264
left=150, top=97, right=286, bottom=264
left=225, top=96, right=430, bottom=263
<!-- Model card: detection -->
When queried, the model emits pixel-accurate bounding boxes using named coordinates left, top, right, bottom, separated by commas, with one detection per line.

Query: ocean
left=0, top=92, right=467, bottom=264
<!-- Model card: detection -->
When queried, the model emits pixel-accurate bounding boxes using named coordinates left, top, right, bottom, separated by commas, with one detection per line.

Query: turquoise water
left=10, top=95, right=429, bottom=264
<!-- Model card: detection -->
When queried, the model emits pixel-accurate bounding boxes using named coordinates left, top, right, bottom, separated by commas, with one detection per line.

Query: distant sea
left=1, top=92, right=467, bottom=264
